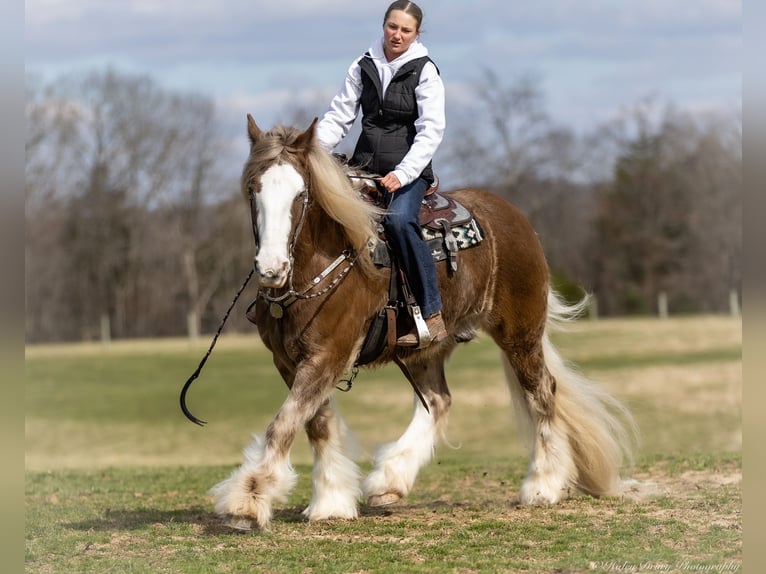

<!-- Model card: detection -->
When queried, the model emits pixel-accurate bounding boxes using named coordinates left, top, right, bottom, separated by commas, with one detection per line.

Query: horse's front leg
left=303, top=397, right=361, bottom=521
left=210, top=357, right=337, bottom=531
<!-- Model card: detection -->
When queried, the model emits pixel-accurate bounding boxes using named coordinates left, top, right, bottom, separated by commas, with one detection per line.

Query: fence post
left=100, top=313, right=111, bottom=345
left=729, top=289, right=740, bottom=317
left=588, top=294, right=599, bottom=321
left=187, top=311, right=200, bottom=340
left=658, top=292, right=668, bottom=319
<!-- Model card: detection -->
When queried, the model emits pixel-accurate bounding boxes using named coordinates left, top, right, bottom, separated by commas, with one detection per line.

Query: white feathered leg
left=303, top=399, right=361, bottom=521
left=364, top=395, right=440, bottom=506
left=503, top=353, right=576, bottom=505
left=517, top=412, right=577, bottom=504
left=209, top=434, right=297, bottom=530
left=210, top=373, right=332, bottom=530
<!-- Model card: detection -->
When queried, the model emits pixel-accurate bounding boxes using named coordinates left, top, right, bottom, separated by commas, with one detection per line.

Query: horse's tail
left=519, top=289, right=638, bottom=496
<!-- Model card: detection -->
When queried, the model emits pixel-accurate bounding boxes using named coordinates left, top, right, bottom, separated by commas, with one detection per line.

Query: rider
left=316, top=0, right=448, bottom=347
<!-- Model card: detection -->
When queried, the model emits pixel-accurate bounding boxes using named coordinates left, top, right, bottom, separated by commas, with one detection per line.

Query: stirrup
left=396, top=305, right=432, bottom=348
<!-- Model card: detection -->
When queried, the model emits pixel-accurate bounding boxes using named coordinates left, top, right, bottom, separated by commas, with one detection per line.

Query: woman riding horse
left=202, top=113, right=637, bottom=530
left=317, top=0, right=447, bottom=347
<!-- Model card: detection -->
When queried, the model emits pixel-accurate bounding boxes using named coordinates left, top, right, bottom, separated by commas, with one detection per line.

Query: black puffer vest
left=351, top=54, right=438, bottom=185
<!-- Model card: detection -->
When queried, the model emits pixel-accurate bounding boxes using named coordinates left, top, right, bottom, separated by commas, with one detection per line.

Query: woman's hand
left=379, top=172, right=402, bottom=193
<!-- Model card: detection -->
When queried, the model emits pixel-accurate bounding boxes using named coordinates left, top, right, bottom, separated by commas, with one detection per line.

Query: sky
left=25, top=0, right=742, bottom=155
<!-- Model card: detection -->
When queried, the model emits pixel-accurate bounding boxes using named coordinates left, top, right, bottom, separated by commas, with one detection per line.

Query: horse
left=206, top=115, right=637, bottom=531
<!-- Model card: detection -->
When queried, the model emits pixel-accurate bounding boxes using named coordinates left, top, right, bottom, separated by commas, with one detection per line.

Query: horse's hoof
left=223, top=515, right=253, bottom=531
left=367, top=492, right=401, bottom=507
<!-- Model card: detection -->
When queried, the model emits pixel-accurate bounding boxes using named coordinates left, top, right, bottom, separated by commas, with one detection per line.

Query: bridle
left=179, top=167, right=430, bottom=427
left=248, top=180, right=359, bottom=319
left=180, top=173, right=359, bottom=426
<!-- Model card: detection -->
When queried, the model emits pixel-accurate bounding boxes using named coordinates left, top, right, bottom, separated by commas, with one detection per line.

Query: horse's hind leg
left=364, top=358, right=452, bottom=506
left=303, top=397, right=361, bottom=521
left=501, top=337, right=577, bottom=505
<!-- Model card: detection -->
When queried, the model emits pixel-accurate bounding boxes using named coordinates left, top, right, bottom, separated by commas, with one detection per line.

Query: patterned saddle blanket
left=368, top=189, right=485, bottom=272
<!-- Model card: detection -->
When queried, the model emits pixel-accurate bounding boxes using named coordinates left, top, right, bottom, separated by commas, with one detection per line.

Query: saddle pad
left=372, top=219, right=484, bottom=268
left=422, top=218, right=484, bottom=246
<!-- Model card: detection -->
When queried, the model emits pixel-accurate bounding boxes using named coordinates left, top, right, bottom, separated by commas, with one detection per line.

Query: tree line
left=25, top=68, right=741, bottom=342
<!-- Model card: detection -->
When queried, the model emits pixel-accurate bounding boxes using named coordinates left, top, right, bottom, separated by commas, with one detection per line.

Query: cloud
left=29, top=1, right=736, bottom=60
left=25, top=0, right=377, bottom=64
left=26, top=0, right=740, bottom=70
left=25, top=0, right=741, bottom=136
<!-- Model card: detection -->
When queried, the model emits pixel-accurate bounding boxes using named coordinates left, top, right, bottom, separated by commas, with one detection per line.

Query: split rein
left=179, top=266, right=254, bottom=426
left=179, top=185, right=367, bottom=426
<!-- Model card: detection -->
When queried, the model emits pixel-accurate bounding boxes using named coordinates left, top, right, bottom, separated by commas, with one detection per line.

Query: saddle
left=353, top=179, right=484, bottom=367
left=361, top=180, right=485, bottom=274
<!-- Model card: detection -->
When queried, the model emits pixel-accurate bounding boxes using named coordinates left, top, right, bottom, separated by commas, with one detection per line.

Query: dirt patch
left=621, top=467, right=741, bottom=503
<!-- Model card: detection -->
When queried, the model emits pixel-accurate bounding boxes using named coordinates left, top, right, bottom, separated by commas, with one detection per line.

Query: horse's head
left=242, top=115, right=317, bottom=289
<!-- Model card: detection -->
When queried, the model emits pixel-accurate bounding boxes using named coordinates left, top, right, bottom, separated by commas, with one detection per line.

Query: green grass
left=26, top=316, right=742, bottom=573
left=25, top=457, right=741, bottom=573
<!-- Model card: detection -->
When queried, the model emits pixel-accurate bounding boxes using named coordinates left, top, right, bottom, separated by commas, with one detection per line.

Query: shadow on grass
left=64, top=499, right=481, bottom=536
left=65, top=505, right=311, bottom=536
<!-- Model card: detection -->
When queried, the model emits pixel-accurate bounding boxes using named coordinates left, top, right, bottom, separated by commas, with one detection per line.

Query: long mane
left=242, top=125, right=382, bottom=269
left=304, top=138, right=383, bottom=259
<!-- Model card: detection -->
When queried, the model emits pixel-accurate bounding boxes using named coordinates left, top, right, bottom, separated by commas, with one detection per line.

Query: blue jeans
left=383, top=178, right=443, bottom=318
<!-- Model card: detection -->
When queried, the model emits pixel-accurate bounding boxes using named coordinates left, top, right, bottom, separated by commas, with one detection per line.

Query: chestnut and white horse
left=206, top=116, right=636, bottom=530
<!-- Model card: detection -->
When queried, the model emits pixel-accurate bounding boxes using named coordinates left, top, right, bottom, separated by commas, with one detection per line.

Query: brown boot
left=395, top=330, right=420, bottom=347
left=425, top=312, right=448, bottom=343
left=396, top=311, right=448, bottom=347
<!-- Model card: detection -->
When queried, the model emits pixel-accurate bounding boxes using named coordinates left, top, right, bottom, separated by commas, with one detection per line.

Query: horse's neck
left=292, top=208, right=348, bottom=281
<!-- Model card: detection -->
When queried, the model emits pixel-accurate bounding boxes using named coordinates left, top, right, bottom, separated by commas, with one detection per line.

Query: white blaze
left=255, top=163, right=305, bottom=287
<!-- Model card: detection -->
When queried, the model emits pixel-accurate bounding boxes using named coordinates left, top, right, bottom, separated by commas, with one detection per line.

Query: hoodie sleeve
left=316, top=58, right=364, bottom=152
left=392, top=61, right=446, bottom=187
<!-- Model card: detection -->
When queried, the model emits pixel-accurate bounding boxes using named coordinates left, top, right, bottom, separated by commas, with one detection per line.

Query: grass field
left=25, top=315, right=742, bottom=573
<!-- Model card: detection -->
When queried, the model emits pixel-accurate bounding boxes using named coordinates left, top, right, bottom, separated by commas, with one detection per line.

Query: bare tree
left=592, top=102, right=742, bottom=314
left=25, top=69, right=244, bottom=341
left=440, top=69, right=599, bottom=299
left=25, top=67, right=742, bottom=341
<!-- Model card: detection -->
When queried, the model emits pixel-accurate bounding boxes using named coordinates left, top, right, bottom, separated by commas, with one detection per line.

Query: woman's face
left=382, top=10, right=419, bottom=61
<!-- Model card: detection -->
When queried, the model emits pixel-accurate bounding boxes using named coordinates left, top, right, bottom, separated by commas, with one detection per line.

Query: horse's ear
left=247, top=114, right=262, bottom=145
left=293, top=117, right=319, bottom=151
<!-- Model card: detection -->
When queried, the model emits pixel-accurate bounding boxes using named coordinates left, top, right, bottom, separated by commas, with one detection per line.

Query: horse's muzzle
left=258, top=273, right=287, bottom=289
left=255, top=260, right=289, bottom=288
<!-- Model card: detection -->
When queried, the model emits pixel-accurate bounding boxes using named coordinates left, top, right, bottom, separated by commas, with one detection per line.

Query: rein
left=179, top=183, right=359, bottom=425
left=179, top=267, right=254, bottom=426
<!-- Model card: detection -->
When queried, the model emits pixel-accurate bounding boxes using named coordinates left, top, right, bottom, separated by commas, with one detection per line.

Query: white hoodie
left=316, top=37, right=446, bottom=187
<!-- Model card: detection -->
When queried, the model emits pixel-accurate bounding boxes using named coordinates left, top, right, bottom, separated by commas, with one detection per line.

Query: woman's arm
left=316, top=58, right=364, bottom=152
